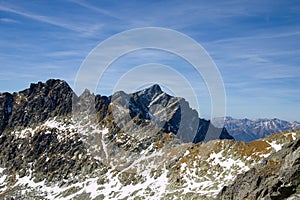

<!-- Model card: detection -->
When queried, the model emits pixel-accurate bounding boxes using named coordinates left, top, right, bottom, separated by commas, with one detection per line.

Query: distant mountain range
left=215, top=117, right=300, bottom=142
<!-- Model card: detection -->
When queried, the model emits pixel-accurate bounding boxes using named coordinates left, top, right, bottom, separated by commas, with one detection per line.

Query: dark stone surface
left=217, top=138, right=300, bottom=200
left=0, top=92, right=13, bottom=133
left=0, top=79, right=74, bottom=133
left=106, top=84, right=234, bottom=143
left=0, top=127, right=103, bottom=184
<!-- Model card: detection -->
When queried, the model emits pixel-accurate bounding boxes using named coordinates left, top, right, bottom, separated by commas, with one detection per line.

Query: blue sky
left=0, top=0, right=300, bottom=121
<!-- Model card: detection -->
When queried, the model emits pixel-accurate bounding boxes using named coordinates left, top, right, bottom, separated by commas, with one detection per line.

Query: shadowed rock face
left=0, top=79, right=233, bottom=143
left=0, top=79, right=74, bottom=132
left=217, top=137, right=300, bottom=200
left=108, top=84, right=233, bottom=143
left=0, top=92, right=13, bottom=133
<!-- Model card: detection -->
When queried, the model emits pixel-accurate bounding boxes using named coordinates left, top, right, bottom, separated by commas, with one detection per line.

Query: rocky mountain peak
left=0, top=79, right=74, bottom=133
left=133, top=84, right=163, bottom=103
left=142, top=83, right=162, bottom=95
left=103, top=83, right=233, bottom=144
left=25, top=79, right=70, bottom=96
left=79, top=88, right=93, bottom=98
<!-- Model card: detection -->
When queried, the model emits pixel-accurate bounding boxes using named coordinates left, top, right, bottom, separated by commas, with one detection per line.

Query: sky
left=0, top=0, right=300, bottom=121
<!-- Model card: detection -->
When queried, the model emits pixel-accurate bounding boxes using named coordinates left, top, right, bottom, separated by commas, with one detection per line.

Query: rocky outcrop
left=0, top=79, right=74, bottom=133
left=0, top=92, right=13, bottom=133
left=218, top=137, right=300, bottom=200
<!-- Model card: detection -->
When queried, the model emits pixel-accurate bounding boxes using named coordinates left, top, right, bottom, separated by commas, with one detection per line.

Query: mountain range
left=0, top=79, right=299, bottom=199
left=214, top=117, right=300, bottom=142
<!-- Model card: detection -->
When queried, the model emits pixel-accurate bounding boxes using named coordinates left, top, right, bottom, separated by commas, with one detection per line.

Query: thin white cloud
left=210, top=30, right=300, bottom=45
left=254, top=65, right=300, bottom=80
left=45, top=50, right=84, bottom=57
left=0, top=17, right=19, bottom=23
left=0, top=4, right=103, bottom=37
left=0, top=71, right=37, bottom=80
left=67, top=0, right=122, bottom=20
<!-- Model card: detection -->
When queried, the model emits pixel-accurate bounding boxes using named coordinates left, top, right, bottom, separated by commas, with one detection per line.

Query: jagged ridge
left=0, top=79, right=233, bottom=143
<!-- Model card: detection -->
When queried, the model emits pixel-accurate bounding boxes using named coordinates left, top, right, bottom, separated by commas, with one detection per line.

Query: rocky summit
left=0, top=79, right=299, bottom=199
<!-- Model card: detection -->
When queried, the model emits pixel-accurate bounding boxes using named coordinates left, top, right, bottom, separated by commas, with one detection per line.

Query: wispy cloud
left=0, top=70, right=38, bottom=81
left=0, top=4, right=103, bottom=37
left=210, top=30, right=300, bottom=45
left=0, top=17, right=19, bottom=23
left=45, top=50, right=85, bottom=57
left=254, top=65, right=300, bottom=80
left=67, top=0, right=121, bottom=20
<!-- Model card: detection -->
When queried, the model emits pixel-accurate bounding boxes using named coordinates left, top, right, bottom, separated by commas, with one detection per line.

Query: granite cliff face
left=0, top=79, right=299, bottom=199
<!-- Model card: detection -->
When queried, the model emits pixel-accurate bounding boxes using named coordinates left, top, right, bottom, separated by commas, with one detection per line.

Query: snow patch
left=12, top=118, right=77, bottom=140
left=83, top=178, right=99, bottom=199
left=183, top=150, right=190, bottom=157
left=267, top=141, right=282, bottom=152
left=180, top=162, right=187, bottom=172
left=291, top=132, right=296, bottom=140
left=101, top=128, right=109, bottom=162
left=0, top=172, right=7, bottom=193
left=0, top=174, right=7, bottom=186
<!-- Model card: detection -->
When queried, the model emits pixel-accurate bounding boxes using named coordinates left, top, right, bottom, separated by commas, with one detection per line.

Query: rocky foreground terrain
left=0, top=79, right=299, bottom=199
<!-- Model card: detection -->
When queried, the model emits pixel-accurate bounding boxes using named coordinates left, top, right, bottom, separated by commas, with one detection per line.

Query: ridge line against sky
left=0, top=0, right=299, bottom=121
